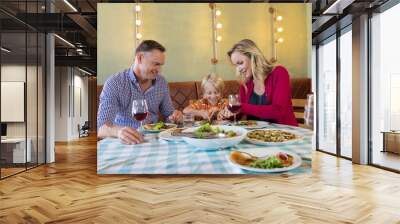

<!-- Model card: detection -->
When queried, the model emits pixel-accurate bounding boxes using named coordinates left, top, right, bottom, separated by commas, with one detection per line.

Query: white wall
left=1, top=65, right=37, bottom=138
left=71, top=73, right=89, bottom=138
left=1, top=65, right=26, bottom=141
left=54, top=67, right=69, bottom=141
left=1, top=63, right=46, bottom=164
left=54, top=67, right=89, bottom=141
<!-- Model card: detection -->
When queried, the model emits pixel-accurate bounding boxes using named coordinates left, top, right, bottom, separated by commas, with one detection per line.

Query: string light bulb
left=269, top=7, right=285, bottom=63
left=134, top=3, right=142, bottom=45
left=210, top=3, right=222, bottom=67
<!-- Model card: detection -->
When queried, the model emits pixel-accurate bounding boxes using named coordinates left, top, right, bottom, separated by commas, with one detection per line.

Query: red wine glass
left=228, top=94, right=241, bottom=124
left=132, top=99, right=149, bottom=130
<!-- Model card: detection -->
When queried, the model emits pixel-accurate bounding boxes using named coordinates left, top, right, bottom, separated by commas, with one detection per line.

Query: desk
left=1, top=138, right=32, bottom=163
left=382, top=131, right=400, bottom=154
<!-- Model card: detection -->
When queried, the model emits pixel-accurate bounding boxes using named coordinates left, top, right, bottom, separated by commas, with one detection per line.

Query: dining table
left=97, top=122, right=314, bottom=175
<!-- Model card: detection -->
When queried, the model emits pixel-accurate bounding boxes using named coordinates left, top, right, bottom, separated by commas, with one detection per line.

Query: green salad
left=193, top=123, right=237, bottom=139
left=145, top=122, right=174, bottom=131
left=249, top=156, right=284, bottom=169
left=153, top=122, right=167, bottom=130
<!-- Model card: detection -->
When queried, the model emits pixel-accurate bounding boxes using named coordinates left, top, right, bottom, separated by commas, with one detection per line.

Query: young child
left=183, top=73, right=227, bottom=121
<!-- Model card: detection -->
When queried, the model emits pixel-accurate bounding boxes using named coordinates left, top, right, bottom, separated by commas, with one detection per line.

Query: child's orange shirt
left=188, top=98, right=227, bottom=112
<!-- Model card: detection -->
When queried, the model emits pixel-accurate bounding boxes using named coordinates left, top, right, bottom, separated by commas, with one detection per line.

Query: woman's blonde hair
left=201, top=73, right=225, bottom=95
left=227, top=39, right=273, bottom=84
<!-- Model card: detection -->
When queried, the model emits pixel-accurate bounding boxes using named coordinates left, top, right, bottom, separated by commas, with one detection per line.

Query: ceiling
left=0, top=0, right=392, bottom=75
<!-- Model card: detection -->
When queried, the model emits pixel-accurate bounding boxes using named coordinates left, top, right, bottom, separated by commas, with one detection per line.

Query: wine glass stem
left=234, top=114, right=237, bottom=124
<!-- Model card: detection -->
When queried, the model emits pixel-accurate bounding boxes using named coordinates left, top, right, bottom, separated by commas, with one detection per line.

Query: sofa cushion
left=168, top=81, right=198, bottom=111
left=96, top=78, right=312, bottom=125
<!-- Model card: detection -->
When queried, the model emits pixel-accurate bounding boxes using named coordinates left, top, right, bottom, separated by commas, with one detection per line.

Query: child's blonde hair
left=201, top=73, right=225, bottom=95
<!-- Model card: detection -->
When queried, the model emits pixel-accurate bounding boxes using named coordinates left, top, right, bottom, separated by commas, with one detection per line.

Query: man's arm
left=97, top=78, right=119, bottom=135
left=159, top=81, right=175, bottom=119
left=97, top=78, right=144, bottom=144
left=98, top=123, right=143, bottom=144
left=97, top=122, right=120, bottom=139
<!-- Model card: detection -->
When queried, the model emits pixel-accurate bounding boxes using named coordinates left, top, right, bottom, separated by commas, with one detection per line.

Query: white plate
left=193, top=120, right=230, bottom=127
left=182, top=125, right=247, bottom=150
left=142, top=123, right=177, bottom=133
left=158, top=129, right=185, bottom=142
left=227, top=148, right=302, bottom=173
left=245, top=129, right=303, bottom=146
left=231, top=120, right=270, bottom=130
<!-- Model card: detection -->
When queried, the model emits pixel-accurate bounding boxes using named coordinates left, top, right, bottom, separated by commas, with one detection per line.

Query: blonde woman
left=222, top=39, right=297, bottom=126
left=183, top=73, right=227, bottom=120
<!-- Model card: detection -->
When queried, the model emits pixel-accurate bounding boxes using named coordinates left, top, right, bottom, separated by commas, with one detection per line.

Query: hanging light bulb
left=216, top=23, right=222, bottom=29
left=216, top=36, right=222, bottom=42
left=136, top=33, right=142, bottom=39
left=135, top=5, right=141, bottom=12
left=277, top=37, right=284, bottom=43
left=277, top=27, right=283, bottom=32
left=216, top=10, right=221, bottom=16
left=276, top=15, right=283, bottom=21
left=136, top=19, right=141, bottom=26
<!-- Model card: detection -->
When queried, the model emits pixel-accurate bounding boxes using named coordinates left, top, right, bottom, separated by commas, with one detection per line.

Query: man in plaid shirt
left=97, top=40, right=183, bottom=144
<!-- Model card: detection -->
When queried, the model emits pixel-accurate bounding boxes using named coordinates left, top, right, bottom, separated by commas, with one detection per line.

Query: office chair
left=79, top=121, right=90, bottom=138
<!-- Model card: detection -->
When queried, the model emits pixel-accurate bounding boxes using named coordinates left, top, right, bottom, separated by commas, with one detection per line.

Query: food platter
left=181, top=124, right=247, bottom=149
left=245, top=129, right=303, bottom=146
left=142, top=122, right=177, bottom=133
left=231, top=120, right=270, bottom=129
left=227, top=148, right=302, bottom=173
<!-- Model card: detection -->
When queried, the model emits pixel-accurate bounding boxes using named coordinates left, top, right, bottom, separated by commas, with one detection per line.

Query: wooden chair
left=292, top=98, right=307, bottom=128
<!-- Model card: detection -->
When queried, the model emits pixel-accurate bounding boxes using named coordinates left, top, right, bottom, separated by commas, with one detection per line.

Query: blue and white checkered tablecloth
left=97, top=124, right=314, bottom=175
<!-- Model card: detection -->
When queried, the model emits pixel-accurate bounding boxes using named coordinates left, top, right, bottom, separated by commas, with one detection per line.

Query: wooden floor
left=1, top=136, right=400, bottom=224
left=1, top=167, right=26, bottom=178
left=373, top=150, right=400, bottom=171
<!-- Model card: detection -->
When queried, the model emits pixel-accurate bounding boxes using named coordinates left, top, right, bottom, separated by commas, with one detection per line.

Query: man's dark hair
left=135, top=40, right=166, bottom=54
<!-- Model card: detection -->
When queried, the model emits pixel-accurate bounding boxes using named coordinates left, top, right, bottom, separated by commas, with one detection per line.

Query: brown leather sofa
left=168, top=79, right=311, bottom=126
left=169, top=80, right=241, bottom=111
left=97, top=78, right=311, bottom=124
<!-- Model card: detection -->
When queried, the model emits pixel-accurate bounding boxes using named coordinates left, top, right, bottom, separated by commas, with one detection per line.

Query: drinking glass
left=132, top=99, right=149, bottom=130
left=183, top=113, right=195, bottom=127
left=227, top=94, right=241, bottom=124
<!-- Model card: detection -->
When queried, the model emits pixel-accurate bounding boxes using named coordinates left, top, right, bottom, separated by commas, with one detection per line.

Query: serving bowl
left=182, top=125, right=247, bottom=149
